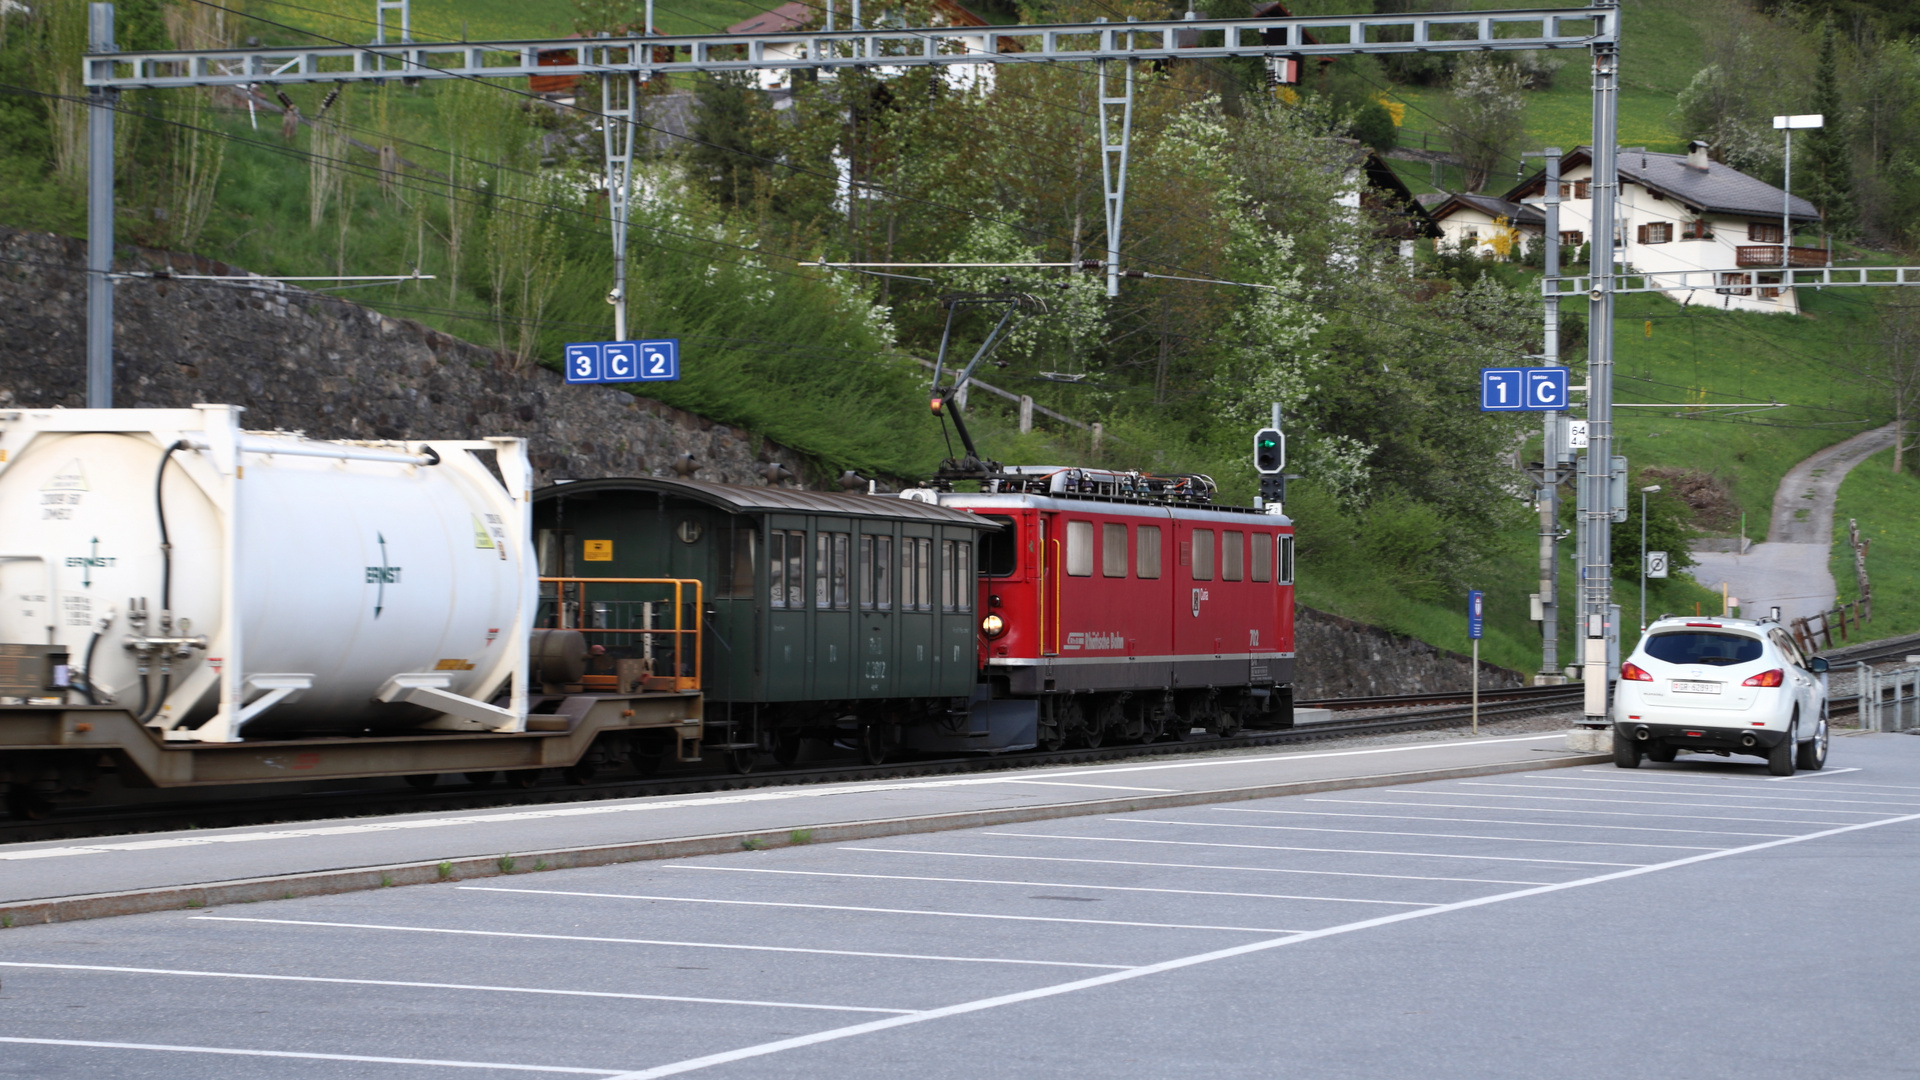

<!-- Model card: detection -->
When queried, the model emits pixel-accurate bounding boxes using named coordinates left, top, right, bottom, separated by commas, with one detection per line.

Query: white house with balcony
left=725, top=0, right=1001, bottom=93
left=1503, top=141, right=1824, bottom=315
left=1425, top=192, right=1546, bottom=260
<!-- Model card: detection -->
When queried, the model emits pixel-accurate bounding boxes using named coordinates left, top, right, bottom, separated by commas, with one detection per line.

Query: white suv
left=1612, top=616, right=1829, bottom=776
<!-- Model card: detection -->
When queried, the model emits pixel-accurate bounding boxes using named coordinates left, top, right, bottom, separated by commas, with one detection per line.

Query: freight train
left=0, top=405, right=1292, bottom=818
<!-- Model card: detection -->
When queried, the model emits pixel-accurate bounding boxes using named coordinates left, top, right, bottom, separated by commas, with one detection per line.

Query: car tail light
left=1743, top=668, right=1785, bottom=687
left=1620, top=661, right=1654, bottom=682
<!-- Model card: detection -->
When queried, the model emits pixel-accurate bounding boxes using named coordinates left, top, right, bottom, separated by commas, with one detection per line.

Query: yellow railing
left=540, top=577, right=703, bottom=692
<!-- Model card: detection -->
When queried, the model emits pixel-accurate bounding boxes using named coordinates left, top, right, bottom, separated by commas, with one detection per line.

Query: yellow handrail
left=540, top=577, right=703, bottom=691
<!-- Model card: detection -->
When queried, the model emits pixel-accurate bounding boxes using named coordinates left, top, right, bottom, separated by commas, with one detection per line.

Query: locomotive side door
left=1039, top=512, right=1061, bottom=656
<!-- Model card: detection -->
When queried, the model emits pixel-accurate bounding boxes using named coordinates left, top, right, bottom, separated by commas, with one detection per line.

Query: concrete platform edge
left=0, top=751, right=1610, bottom=929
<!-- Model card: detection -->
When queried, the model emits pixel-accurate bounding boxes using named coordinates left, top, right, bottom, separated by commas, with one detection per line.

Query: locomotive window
left=1191, top=529, right=1215, bottom=581
left=1066, top=520, right=1094, bottom=577
left=1102, top=524, right=1128, bottom=578
left=770, top=530, right=806, bottom=608
left=1222, top=531, right=1244, bottom=581
left=1250, top=532, right=1272, bottom=582
left=977, top=516, right=1018, bottom=577
left=864, top=535, right=892, bottom=610
left=816, top=532, right=850, bottom=609
left=914, top=538, right=933, bottom=610
left=1136, top=526, right=1162, bottom=579
left=1278, top=534, right=1294, bottom=584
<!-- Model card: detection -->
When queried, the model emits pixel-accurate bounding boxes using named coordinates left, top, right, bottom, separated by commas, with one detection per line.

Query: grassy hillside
left=1831, top=450, right=1920, bottom=642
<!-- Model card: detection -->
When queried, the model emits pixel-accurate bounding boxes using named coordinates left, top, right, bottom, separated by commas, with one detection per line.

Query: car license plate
left=1672, top=680, right=1722, bottom=695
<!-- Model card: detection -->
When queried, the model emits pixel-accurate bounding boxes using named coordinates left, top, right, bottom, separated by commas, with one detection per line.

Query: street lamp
left=1640, top=484, right=1662, bottom=632
left=1773, top=114, right=1824, bottom=270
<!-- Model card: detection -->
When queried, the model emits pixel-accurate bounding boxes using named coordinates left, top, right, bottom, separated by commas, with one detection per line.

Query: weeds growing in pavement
left=437, top=861, right=454, bottom=881
left=497, top=856, right=517, bottom=873
left=741, top=837, right=768, bottom=851
left=788, top=829, right=814, bottom=846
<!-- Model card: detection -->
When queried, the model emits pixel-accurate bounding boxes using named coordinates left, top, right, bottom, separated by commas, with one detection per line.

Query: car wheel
left=1613, top=730, right=1642, bottom=769
left=1648, top=745, right=1677, bottom=763
left=1768, top=718, right=1798, bottom=777
left=1795, top=716, right=1829, bottom=771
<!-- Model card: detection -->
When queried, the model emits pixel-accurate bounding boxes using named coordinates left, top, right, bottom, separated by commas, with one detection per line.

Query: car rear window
left=1644, top=632, right=1765, bottom=667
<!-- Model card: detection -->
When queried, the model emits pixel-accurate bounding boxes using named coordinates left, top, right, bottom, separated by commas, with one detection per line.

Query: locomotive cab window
left=1191, top=529, right=1215, bottom=581
left=978, top=516, right=1019, bottom=576
left=1277, top=534, right=1294, bottom=584
left=769, top=530, right=806, bottom=608
left=1136, top=525, right=1162, bottom=579
left=1222, top=531, right=1244, bottom=581
left=1250, top=532, right=1272, bottom=582
left=1066, top=520, right=1094, bottom=577
left=1102, top=523, right=1128, bottom=578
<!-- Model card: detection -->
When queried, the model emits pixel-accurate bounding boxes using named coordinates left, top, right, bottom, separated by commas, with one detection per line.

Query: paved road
left=1692, top=423, right=1896, bottom=624
left=1, top=733, right=1914, bottom=1079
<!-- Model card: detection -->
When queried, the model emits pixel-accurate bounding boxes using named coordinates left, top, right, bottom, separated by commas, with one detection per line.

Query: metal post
left=1471, top=638, right=1480, bottom=736
left=375, top=0, right=410, bottom=45
left=1097, top=19, right=1135, bottom=299
left=1539, top=147, right=1563, bottom=683
left=86, top=2, right=116, bottom=409
left=1782, top=127, right=1791, bottom=272
left=1582, top=11, right=1620, bottom=724
left=1639, top=487, right=1649, bottom=632
left=602, top=68, right=637, bottom=341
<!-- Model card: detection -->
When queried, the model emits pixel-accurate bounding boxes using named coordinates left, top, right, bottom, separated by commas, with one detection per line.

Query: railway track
left=0, top=685, right=1586, bottom=843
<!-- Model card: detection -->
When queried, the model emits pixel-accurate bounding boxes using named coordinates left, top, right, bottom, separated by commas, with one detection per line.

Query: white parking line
left=1394, top=790, right=1887, bottom=816
left=0, top=961, right=912, bottom=1014
left=1764, top=767, right=1863, bottom=781
left=843, top=847, right=1553, bottom=886
left=1517, top=774, right=1909, bottom=800
left=1455, top=782, right=1917, bottom=810
left=1214, top=807, right=1793, bottom=839
left=1118, top=818, right=1726, bottom=852
left=999, top=781, right=1181, bottom=793
left=983, top=831, right=1645, bottom=868
left=458, top=886, right=1303, bottom=934
left=0, top=1036, right=623, bottom=1075
left=1313, top=797, right=1833, bottom=828
left=667, top=865, right=1436, bottom=907
left=191, top=916, right=1126, bottom=970
left=598, top=809, right=1920, bottom=1079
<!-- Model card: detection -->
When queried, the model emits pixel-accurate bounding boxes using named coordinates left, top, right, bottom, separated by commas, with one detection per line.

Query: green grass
left=1831, top=448, right=1920, bottom=644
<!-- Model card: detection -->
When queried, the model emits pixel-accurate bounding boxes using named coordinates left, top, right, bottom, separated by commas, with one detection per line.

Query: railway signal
left=1254, top=416, right=1286, bottom=507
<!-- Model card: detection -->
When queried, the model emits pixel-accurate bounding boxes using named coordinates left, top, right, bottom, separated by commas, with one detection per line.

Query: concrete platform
left=0, top=734, right=1606, bottom=925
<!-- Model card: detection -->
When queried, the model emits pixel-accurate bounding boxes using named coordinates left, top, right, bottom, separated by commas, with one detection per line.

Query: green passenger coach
left=533, top=477, right=1007, bottom=766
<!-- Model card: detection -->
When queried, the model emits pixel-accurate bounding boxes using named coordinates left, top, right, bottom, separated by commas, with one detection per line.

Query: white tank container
left=0, top=405, right=533, bottom=742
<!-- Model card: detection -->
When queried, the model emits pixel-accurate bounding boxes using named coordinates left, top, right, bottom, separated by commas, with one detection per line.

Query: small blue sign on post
left=564, top=339, right=680, bottom=385
left=1481, top=366, right=1569, bottom=411
left=1467, top=590, right=1485, bottom=640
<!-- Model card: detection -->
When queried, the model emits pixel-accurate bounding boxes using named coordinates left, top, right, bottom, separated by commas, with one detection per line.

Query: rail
left=540, top=577, right=703, bottom=692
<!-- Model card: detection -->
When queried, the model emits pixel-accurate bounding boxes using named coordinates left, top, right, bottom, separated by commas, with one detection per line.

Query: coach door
left=810, top=520, right=854, bottom=699
left=857, top=524, right=896, bottom=699
left=764, top=516, right=809, bottom=701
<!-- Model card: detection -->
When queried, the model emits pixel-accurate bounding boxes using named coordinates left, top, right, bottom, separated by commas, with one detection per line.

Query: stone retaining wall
left=1295, top=606, right=1528, bottom=699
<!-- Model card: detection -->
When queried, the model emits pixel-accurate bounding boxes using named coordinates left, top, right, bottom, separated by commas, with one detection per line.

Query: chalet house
left=1339, top=142, right=1441, bottom=260
left=1505, top=142, right=1823, bottom=315
left=725, top=0, right=998, bottom=92
left=1426, top=192, right=1546, bottom=260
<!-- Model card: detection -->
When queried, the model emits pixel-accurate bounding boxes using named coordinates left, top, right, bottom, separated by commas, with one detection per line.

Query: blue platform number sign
left=1467, top=590, right=1484, bottom=640
left=564, top=339, right=680, bottom=385
left=1481, top=367, right=1569, bottom=411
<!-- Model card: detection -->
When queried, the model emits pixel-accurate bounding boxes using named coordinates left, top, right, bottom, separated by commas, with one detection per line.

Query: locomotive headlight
left=980, top=614, right=1007, bottom=639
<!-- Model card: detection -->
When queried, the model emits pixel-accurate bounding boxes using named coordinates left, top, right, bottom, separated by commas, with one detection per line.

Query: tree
left=688, top=72, right=778, bottom=211
left=1442, top=55, right=1526, bottom=193
left=1803, top=19, right=1858, bottom=237
left=1865, top=301, right=1920, bottom=474
left=1349, top=99, right=1398, bottom=154
left=1611, top=485, right=1700, bottom=580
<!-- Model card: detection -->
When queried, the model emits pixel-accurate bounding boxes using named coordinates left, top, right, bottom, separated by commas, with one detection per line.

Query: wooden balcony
left=1735, top=245, right=1830, bottom=268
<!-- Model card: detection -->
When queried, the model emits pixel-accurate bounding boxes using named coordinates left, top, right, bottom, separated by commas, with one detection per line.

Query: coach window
left=769, top=530, right=806, bottom=608
left=1222, top=531, right=1244, bottom=581
left=1278, top=534, right=1295, bottom=584
left=1066, top=520, right=1094, bottom=577
left=1191, top=529, right=1215, bottom=581
left=942, top=539, right=972, bottom=611
left=860, top=534, right=892, bottom=610
left=718, top=523, right=757, bottom=599
left=1136, top=525, right=1162, bottom=579
left=1250, top=532, right=1272, bottom=583
left=978, top=516, right=1018, bottom=576
left=816, top=531, right=850, bottom=608
left=912, top=537, right=933, bottom=610
left=1102, top=523, right=1128, bottom=577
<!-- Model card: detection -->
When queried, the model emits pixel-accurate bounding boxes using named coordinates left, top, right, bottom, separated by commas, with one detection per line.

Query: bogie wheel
left=725, top=748, right=758, bottom=775
left=1647, top=745, right=1677, bottom=763
left=1037, top=722, right=1066, bottom=753
left=772, top=730, right=803, bottom=767
left=504, top=770, right=541, bottom=789
left=1612, top=731, right=1642, bottom=769
left=463, top=771, right=498, bottom=788
left=1078, top=720, right=1105, bottom=750
left=1795, top=716, right=1827, bottom=771
left=859, top=724, right=890, bottom=767
left=1217, top=707, right=1244, bottom=740
left=1768, top=718, right=1798, bottom=777
left=403, top=774, right=439, bottom=791
left=563, top=763, right=597, bottom=785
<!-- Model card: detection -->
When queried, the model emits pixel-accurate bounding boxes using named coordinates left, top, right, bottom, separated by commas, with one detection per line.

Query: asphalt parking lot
left=4, top=733, right=1917, bottom=1079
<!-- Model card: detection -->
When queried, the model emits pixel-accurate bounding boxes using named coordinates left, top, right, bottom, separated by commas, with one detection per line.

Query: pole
left=1639, top=488, right=1649, bottom=632
left=1471, top=637, right=1480, bottom=736
left=86, top=2, right=116, bottom=409
left=1581, top=8, right=1620, bottom=725
left=1782, top=127, right=1791, bottom=271
left=1540, top=147, right=1563, bottom=684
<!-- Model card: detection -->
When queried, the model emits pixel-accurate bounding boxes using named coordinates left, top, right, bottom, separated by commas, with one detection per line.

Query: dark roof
left=1428, top=192, right=1546, bottom=229
left=1504, top=147, right=1819, bottom=223
left=1345, top=144, right=1442, bottom=238
left=536, top=476, right=998, bottom=528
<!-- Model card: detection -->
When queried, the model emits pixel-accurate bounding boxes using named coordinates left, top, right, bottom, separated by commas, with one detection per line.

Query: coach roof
left=536, top=476, right=998, bottom=527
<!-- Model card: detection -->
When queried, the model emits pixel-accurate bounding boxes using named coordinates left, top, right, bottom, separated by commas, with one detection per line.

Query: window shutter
left=1636, top=224, right=1648, bottom=244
